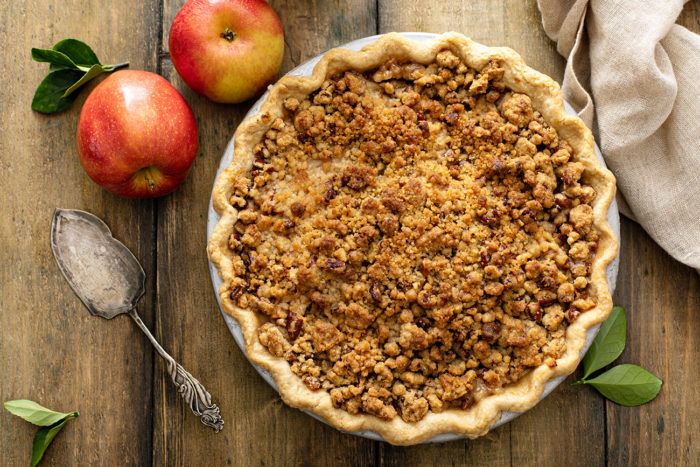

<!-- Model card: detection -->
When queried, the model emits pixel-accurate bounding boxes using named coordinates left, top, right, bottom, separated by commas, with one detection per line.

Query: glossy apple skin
left=76, top=70, right=199, bottom=198
left=169, top=0, right=284, bottom=103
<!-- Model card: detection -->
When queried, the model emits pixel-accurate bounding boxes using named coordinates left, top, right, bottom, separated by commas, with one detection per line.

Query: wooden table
left=1, top=1, right=699, bottom=465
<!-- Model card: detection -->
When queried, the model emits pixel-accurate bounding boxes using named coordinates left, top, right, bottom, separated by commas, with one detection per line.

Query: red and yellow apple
left=169, top=0, right=284, bottom=104
left=76, top=70, right=199, bottom=198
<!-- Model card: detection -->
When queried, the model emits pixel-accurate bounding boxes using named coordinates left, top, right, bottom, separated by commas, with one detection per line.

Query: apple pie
left=208, top=32, right=617, bottom=445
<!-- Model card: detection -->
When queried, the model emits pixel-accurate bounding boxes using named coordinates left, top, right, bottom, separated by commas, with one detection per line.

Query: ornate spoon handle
left=129, top=309, right=224, bottom=432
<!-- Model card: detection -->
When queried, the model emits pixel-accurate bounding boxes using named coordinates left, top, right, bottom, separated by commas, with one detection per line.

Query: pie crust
left=208, top=32, right=617, bottom=445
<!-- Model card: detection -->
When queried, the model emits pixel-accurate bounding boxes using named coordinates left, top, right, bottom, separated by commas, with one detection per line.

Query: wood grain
left=603, top=3, right=700, bottom=466
left=154, top=1, right=378, bottom=465
left=0, top=0, right=160, bottom=466
left=607, top=219, right=700, bottom=466
left=1, top=1, right=699, bottom=466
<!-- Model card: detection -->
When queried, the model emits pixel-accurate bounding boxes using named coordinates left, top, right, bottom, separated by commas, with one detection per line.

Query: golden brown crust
left=208, top=32, right=617, bottom=445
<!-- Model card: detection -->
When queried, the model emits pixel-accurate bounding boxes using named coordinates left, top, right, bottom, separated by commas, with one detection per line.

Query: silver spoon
left=50, top=208, right=223, bottom=432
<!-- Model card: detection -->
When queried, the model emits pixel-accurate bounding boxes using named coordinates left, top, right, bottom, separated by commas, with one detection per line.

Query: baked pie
left=208, top=33, right=617, bottom=444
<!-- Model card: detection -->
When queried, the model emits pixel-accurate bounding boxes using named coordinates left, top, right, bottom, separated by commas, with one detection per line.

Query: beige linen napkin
left=537, top=0, right=700, bottom=270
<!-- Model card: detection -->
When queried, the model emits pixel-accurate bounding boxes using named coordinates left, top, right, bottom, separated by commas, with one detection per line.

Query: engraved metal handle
left=129, top=309, right=224, bottom=432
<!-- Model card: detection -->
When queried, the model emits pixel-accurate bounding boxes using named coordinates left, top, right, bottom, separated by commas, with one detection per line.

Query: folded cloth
left=537, top=0, right=700, bottom=271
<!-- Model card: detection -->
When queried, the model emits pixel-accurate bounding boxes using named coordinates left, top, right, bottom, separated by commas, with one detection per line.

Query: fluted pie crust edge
left=208, top=32, right=618, bottom=445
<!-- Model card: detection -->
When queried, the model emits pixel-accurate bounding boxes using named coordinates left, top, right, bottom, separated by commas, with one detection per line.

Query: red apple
left=76, top=70, right=199, bottom=198
left=169, top=0, right=284, bottom=104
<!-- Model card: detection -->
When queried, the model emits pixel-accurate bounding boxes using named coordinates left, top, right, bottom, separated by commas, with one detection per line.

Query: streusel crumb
left=227, top=50, right=599, bottom=423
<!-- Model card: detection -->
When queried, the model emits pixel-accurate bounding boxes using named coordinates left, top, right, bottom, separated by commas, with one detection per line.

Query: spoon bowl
left=51, top=209, right=145, bottom=319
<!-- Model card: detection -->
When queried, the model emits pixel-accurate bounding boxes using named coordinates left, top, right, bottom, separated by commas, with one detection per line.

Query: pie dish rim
left=207, top=31, right=619, bottom=445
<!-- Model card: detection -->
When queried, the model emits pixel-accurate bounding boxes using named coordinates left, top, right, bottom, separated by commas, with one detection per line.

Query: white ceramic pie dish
left=207, top=32, right=620, bottom=443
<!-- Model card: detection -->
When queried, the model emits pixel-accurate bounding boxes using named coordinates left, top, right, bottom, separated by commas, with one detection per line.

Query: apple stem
left=133, top=166, right=160, bottom=191
left=145, top=170, right=156, bottom=189
left=220, top=28, right=236, bottom=42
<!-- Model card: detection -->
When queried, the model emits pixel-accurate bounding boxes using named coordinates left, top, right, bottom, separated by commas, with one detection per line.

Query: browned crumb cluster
left=226, top=50, right=599, bottom=423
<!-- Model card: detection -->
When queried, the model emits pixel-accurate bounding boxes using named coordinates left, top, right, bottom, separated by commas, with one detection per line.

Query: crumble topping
left=226, top=50, right=599, bottom=423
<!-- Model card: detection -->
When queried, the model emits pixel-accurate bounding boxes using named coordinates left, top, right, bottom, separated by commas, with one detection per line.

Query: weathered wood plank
left=377, top=426, right=510, bottom=467
left=0, top=0, right=160, bottom=465
left=606, top=5, right=700, bottom=467
left=378, top=1, right=603, bottom=465
left=2, top=1, right=698, bottom=465
left=607, top=218, right=700, bottom=466
left=154, top=1, right=378, bottom=465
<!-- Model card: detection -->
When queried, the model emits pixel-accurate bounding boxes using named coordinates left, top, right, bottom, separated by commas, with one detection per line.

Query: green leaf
left=52, top=38, right=100, bottom=66
left=30, top=414, right=79, bottom=467
left=3, top=400, right=78, bottom=427
left=31, top=39, right=128, bottom=113
left=31, top=69, right=84, bottom=114
left=31, top=48, right=79, bottom=70
left=585, top=364, right=662, bottom=406
left=62, top=64, right=104, bottom=98
left=101, top=61, right=130, bottom=73
left=582, top=306, right=627, bottom=379
left=48, top=63, right=82, bottom=73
